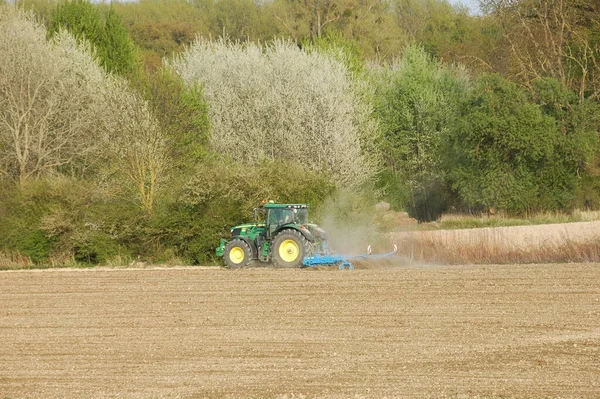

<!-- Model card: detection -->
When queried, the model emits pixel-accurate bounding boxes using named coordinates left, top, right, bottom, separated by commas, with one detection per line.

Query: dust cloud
left=311, top=191, right=443, bottom=270
left=314, top=192, right=380, bottom=256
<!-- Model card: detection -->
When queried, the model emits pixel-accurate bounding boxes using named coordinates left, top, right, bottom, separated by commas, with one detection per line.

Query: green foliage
left=0, top=181, right=49, bottom=263
left=49, top=0, right=139, bottom=76
left=399, top=0, right=465, bottom=57
left=0, top=159, right=334, bottom=267
left=0, top=180, right=61, bottom=263
left=0, top=177, right=134, bottom=265
left=113, top=0, right=206, bottom=70
left=372, top=45, right=468, bottom=221
left=136, top=67, right=210, bottom=170
left=374, top=169, right=411, bottom=212
left=101, top=8, right=139, bottom=76
left=21, top=0, right=499, bottom=70
left=531, top=77, right=599, bottom=166
left=19, top=230, right=53, bottom=264
left=446, top=74, right=594, bottom=214
left=574, top=170, right=600, bottom=210
left=266, top=0, right=407, bottom=59
left=530, top=78, right=600, bottom=209
left=392, top=0, right=495, bottom=68
left=210, top=0, right=263, bottom=41
left=304, top=31, right=365, bottom=75
left=48, top=0, right=104, bottom=45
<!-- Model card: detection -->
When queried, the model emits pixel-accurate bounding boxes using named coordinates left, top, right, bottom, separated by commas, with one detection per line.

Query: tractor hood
left=230, top=223, right=265, bottom=237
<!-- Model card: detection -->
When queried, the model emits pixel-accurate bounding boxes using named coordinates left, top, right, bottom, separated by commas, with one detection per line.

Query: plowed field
left=1, top=264, right=599, bottom=398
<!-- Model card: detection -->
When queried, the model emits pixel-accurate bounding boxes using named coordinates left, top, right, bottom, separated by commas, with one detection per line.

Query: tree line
left=1, top=0, right=599, bottom=266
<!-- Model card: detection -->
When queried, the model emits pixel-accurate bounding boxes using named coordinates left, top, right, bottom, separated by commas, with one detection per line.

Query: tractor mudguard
left=298, top=227, right=315, bottom=242
left=273, top=226, right=314, bottom=242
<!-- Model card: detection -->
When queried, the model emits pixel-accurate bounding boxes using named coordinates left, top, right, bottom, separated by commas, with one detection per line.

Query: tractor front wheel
left=224, top=239, right=252, bottom=269
left=272, top=229, right=308, bottom=268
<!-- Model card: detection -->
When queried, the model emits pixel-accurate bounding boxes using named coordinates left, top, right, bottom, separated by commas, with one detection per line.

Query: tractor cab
left=262, top=203, right=309, bottom=238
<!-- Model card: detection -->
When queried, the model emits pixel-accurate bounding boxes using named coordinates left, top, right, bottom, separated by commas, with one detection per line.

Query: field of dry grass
left=390, top=220, right=600, bottom=264
left=435, top=209, right=600, bottom=229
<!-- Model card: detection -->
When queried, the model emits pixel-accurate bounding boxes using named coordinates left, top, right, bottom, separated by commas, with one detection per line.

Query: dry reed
left=0, top=250, right=33, bottom=270
left=390, top=221, right=600, bottom=264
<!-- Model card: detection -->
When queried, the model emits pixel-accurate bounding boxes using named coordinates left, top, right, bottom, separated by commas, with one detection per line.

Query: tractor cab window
left=267, top=208, right=294, bottom=237
left=267, top=208, right=307, bottom=237
left=296, top=209, right=308, bottom=224
left=268, top=209, right=294, bottom=226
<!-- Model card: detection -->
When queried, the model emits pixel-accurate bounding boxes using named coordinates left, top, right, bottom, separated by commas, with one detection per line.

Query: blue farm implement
left=303, top=245, right=398, bottom=270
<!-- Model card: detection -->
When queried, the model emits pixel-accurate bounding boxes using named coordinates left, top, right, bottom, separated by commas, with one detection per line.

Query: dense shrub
left=530, top=78, right=600, bottom=209
left=0, top=177, right=135, bottom=265
left=0, top=182, right=55, bottom=263
left=0, top=159, right=335, bottom=265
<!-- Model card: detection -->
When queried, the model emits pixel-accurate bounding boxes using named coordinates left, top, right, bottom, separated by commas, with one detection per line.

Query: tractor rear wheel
left=272, top=229, right=309, bottom=268
left=224, top=239, right=252, bottom=269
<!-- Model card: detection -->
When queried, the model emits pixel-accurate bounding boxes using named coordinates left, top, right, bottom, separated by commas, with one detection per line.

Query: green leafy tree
left=49, top=0, right=139, bottom=76
left=100, top=8, right=139, bottom=76
left=372, top=45, right=468, bottom=220
left=446, top=74, right=593, bottom=214
left=48, top=0, right=104, bottom=46
left=531, top=77, right=600, bottom=209
left=136, top=67, right=210, bottom=171
left=303, top=31, right=365, bottom=75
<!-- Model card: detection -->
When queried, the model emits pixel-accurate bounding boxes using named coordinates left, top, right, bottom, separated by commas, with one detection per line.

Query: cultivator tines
left=303, top=244, right=398, bottom=270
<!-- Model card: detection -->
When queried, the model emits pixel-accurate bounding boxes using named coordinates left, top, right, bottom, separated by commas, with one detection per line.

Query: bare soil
left=1, top=263, right=599, bottom=399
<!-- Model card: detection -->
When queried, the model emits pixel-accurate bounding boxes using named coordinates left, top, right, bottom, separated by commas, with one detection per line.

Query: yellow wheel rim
left=279, top=239, right=300, bottom=263
left=229, top=247, right=245, bottom=264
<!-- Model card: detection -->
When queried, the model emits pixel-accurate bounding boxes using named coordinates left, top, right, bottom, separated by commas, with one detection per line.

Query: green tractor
left=215, top=202, right=329, bottom=268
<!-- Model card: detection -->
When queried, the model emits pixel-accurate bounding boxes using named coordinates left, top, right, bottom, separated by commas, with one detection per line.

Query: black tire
left=224, top=239, right=252, bottom=269
left=272, top=229, right=309, bottom=268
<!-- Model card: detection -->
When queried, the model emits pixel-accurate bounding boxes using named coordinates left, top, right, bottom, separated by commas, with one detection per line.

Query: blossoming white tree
left=0, top=5, right=167, bottom=212
left=170, top=39, right=377, bottom=188
left=0, top=6, right=102, bottom=184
